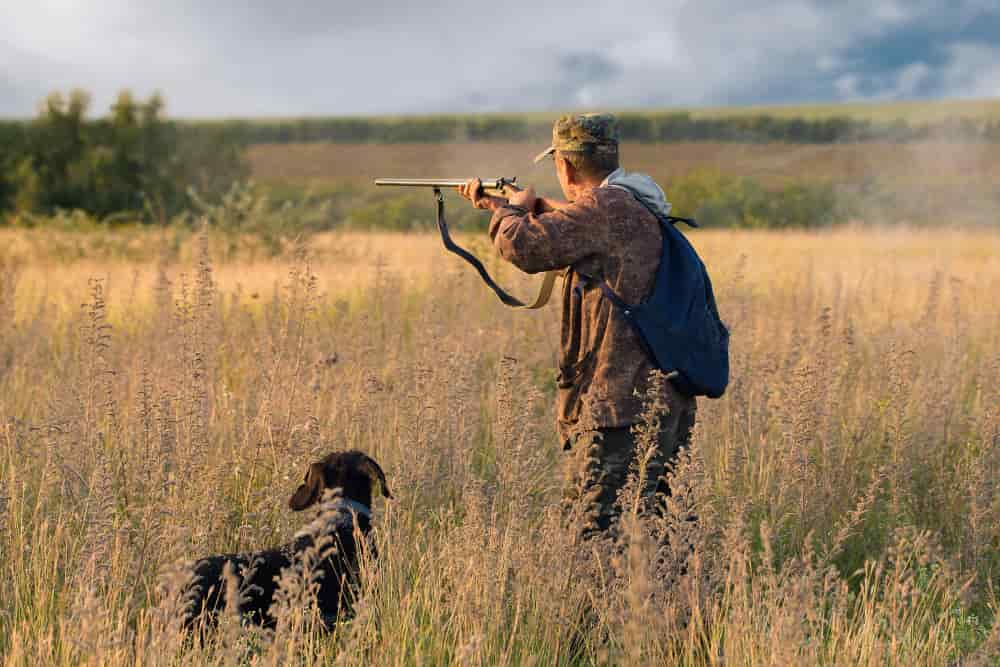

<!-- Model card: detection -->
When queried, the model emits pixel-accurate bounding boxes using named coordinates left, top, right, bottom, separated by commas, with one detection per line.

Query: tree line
left=0, top=90, right=247, bottom=221
left=176, top=111, right=1000, bottom=145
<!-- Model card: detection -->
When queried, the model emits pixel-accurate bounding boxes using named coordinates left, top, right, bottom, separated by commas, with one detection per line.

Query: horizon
left=2, top=96, right=999, bottom=124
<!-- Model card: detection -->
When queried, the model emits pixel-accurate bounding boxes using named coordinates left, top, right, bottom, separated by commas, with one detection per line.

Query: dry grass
left=1, top=226, right=999, bottom=665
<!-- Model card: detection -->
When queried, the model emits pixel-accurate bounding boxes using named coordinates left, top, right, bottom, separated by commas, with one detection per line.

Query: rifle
left=374, top=177, right=518, bottom=192
left=374, top=177, right=556, bottom=310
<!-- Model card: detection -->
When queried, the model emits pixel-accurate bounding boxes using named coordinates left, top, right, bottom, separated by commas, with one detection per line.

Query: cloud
left=939, top=43, right=1000, bottom=98
left=0, top=43, right=64, bottom=116
left=0, top=0, right=998, bottom=117
left=835, top=62, right=933, bottom=102
left=831, top=41, right=1000, bottom=103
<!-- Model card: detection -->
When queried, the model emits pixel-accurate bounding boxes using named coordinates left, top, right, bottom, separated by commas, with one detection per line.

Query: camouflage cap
left=533, top=113, right=620, bottom=164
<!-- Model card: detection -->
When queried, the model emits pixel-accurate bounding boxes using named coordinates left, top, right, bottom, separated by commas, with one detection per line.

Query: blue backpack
left=576, top=204, right=730, bottom=399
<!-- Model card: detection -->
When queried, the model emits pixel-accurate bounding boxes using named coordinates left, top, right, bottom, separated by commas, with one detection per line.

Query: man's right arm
left=488, top=194, right=603, bottom=274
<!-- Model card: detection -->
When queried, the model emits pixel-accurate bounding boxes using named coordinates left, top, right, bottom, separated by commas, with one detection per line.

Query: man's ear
left=288, top=462, right=327, bottom=511
left=556, top=154, right=577, bottom=186
left=359, top=455, right=392, bottom=499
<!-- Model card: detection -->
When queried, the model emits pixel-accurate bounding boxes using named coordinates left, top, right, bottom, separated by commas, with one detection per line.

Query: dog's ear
left=359, top=455, right=392, bottom=499
left=288, top=461, right=327, bottom=511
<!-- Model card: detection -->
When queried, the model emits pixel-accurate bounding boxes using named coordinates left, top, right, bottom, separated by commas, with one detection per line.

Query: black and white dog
left=180, top=450, right=391, bottom=631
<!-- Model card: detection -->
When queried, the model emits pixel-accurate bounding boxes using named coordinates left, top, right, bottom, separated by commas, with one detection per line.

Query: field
left=248, top=140, right=1000, bottom=189
left=2, top=224, right=999, bottom=665
left=247, top=140, right=1000, bottom=230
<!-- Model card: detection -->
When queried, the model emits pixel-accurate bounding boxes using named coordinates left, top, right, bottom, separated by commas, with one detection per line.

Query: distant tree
left=15, top=89, right=92, bottom=212
left=6, top=88, right=247, bottom=221
left=88, top=90, right=183, bottom=219
left=0, top=172, right=12, bottom=217
left=0, top=122, right=24, bottom=215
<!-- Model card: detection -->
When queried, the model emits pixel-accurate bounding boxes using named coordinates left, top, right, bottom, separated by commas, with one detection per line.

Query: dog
left=180, top=450, right=391, bottom=632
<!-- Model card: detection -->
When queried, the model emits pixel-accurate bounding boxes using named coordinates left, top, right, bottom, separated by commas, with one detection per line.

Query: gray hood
left=601, top=168, right=672, bottom=218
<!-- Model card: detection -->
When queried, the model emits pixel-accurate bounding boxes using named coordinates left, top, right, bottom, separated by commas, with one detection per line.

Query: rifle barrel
left=374, top=177, right=515, bottom=190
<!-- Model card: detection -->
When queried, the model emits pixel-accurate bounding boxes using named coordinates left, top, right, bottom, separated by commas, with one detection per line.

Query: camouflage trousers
left=561, top=409, right=695, bottom=540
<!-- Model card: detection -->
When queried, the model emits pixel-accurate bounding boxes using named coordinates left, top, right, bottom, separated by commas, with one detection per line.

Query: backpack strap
left=571, top=212, right=698, bottom=311
left=666, top=215, right=699, bottom=228
left=603, top=183, right=698, bottom=228
left=573, top=267, right=634, bottom=313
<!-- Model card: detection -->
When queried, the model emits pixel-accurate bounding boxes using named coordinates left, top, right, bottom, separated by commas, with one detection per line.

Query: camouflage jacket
left=488, top=185, right=696, bottom=447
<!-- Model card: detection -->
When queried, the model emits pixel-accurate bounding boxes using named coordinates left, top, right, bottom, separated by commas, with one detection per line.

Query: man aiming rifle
left=378, top=113, right=727, bottom=539
left=456, top=113, right=706, bottom=540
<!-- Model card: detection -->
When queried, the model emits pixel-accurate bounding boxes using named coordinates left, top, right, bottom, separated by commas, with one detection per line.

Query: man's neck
left=566, top=178, right=605, bottom=202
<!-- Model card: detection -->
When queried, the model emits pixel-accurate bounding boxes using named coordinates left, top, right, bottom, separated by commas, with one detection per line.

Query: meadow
left=248, top=140, right=1000, bottom=189
left=248, top=140, right=1000, bottom=228
left=1, top=223, right=999, bottom=665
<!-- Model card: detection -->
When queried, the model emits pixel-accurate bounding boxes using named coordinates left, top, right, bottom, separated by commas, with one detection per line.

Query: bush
left=668, top=169, right=845, bottom=229
left=187, top=181, right=335, bottom=256
left=344, top=190, right=489, bottom=232
left=769, top=181, right=841, bottom=228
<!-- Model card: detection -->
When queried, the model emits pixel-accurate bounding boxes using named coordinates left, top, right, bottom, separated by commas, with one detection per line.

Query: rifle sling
left=434, top=188, right=556, bottom=310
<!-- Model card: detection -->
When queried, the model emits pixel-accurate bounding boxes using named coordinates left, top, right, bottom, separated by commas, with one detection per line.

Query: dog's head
left=288, top=450, right=392, bottom=512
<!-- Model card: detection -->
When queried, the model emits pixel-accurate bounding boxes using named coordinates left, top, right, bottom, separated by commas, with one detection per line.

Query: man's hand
left=458, top=179, right=506, bottom=211
left=460, top=179, right=566, bottom=214
left=506, top=185, right=537, bottom=211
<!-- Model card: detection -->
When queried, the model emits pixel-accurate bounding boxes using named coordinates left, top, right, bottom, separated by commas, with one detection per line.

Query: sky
left=1, top=0, right=999, bottom=118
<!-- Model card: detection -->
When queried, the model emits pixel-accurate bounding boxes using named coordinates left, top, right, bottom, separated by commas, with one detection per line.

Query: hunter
left=458, top=113, right=697, bottom=538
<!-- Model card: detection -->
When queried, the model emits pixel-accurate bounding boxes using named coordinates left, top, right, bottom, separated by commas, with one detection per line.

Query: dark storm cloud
left=0, top=0, right=997, bottom=117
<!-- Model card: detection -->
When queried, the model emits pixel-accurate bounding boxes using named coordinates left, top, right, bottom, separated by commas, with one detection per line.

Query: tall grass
left=1, top=226, right=998, bottom=665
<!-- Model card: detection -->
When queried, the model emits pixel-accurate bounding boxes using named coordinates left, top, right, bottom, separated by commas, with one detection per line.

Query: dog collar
left=332, top=498, right=371, bottom=519
left=294, top=497, right=373, bottom=540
